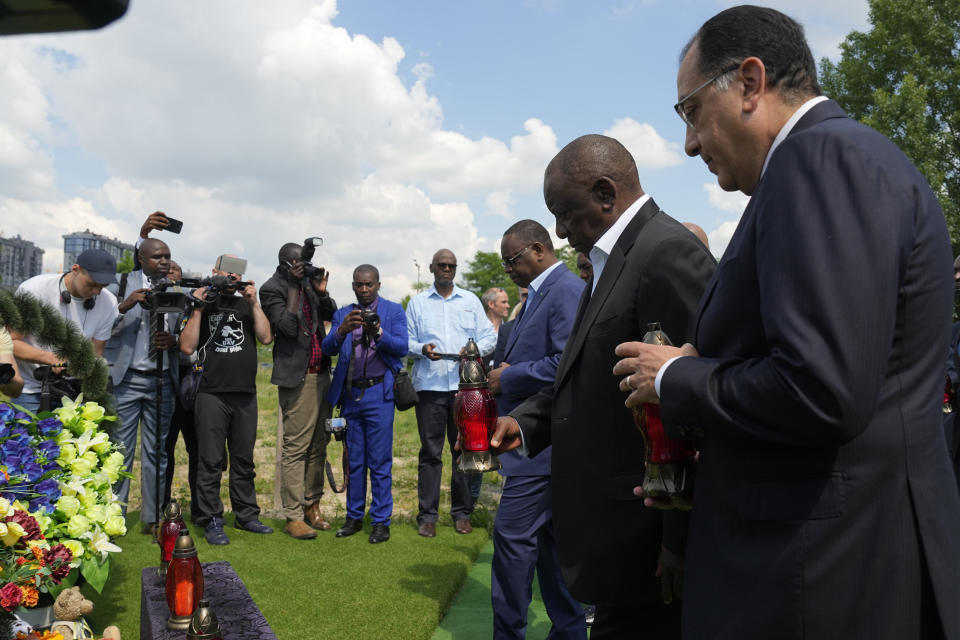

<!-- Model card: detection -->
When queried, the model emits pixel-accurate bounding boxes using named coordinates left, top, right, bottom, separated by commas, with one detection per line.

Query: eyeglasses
left=434, top=262, right=457, bottom=271
left=674, top=63, right=740, bottom=129
left=501, top=245, right=533, bottom=269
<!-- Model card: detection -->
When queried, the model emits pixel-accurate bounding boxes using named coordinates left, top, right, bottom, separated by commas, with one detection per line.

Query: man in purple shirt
left=322, top=265, right=409, bottom=544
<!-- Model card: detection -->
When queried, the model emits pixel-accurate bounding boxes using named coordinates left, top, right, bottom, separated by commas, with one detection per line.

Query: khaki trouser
left=277, top=371, right=333, bottom=521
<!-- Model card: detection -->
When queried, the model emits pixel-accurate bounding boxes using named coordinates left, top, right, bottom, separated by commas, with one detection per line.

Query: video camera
left=299, top=237, right=324, bottom=279
left=0, top=363, right=14, bottom=385
left=144, top=276, right=193, bottom=314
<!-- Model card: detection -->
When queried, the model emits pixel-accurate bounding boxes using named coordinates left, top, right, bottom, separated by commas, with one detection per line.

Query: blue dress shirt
left=406, top=284, right=497, bottom=392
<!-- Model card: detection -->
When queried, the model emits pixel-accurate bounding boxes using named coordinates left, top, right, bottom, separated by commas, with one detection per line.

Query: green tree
left=555, top=244, right=578, bottom=273
left=116, top=249, right=134, bottom=274
left=459, top=251, right=519, bottom=304
left=819, top=0, right=960, bottom=244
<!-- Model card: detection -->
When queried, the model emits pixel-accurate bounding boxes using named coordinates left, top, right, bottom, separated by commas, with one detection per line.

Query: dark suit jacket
left=661, top=100, right=960, bottom=639
left=497, top=264, right=583, bottom=477
left=259, top=269, right=336, bottom=388
left=322, top=297, right=408, bottom=406
left=511, top=199, right=716, bottom=605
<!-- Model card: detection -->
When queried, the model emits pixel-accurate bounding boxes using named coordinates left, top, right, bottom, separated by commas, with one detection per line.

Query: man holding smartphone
left=259, top=243, right=337, bottom=540
left=180, top=255, right=273, bottom=545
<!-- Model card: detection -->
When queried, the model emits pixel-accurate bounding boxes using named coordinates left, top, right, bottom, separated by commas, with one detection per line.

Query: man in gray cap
left=11, top=248, right=119, bottom=411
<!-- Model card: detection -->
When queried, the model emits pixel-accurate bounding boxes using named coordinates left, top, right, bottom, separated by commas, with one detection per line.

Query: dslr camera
left=299, top=237, right=324, bottom=279
left=359, top=308, right=379, bottom=344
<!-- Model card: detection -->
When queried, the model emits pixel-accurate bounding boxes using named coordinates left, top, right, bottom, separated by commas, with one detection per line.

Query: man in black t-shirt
left=180, top=262, right=273, bottom=545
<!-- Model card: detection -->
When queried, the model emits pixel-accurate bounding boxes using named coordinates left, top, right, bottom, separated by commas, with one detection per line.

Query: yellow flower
left=0, top=497, right=11, bottom=517
left=81, top=402, right=105, bottom=421
left=85, top=504, right=106, bottom=524
left=61, top=539, right=84, bottom=565
left=57, top=443, right=78, bottom=465
left=69, top=456, right=94, bottom=476
left=66, top=515, right=91, bottom=539
left=0, top=521, right=24, bottom=546
left=103, top=516, right=126, bottom=537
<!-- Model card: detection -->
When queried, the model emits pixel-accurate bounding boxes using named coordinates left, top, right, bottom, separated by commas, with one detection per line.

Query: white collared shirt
left=588, top=194, right=650, bottom=294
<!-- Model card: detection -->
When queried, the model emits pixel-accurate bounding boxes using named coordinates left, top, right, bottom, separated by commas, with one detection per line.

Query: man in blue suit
left=487, top=220, right=586, bottom=639
left=322, top=264, right=408, bottom=544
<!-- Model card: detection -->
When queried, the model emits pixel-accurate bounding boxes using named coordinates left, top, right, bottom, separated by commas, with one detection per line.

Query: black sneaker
left=368, top=523, right=390, bottom=544
left=336, top=518, right=363, bottom=538
left=204, top=517, right=229, bottom=545
left=234, top=518, right=274, bottom=534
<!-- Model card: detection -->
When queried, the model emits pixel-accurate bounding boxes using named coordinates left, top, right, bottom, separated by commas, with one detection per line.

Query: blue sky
left=0, top=0, right=869, bottom=303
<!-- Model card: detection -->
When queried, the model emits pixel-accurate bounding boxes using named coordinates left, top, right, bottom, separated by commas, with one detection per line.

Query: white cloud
left=0, top=0, right=563, bottom=302
left=702, top=183, right=749, bottom=258
left=603, top=118, right=684, bottom=169
left=704, top=183, right=750, bottom=214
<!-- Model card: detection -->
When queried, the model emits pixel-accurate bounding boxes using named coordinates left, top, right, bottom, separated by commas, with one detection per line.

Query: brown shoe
left=141, top=522, right=156, bottom=537
left=454, top=518, right=473, bottom=534
left=417, top=521, right=436, bottom=538
left=284, top=520, right=318, bottom=540
left=304, top=502, right=331, bottom=531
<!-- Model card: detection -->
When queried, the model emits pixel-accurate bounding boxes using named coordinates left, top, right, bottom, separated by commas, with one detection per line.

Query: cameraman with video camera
left=104, top=237, right=179, bottom=532
left=322, top=264, right=408, bottom=544
left=180, top=255, right=273, bottom=546
left=259, top=240, right=337, bottom=540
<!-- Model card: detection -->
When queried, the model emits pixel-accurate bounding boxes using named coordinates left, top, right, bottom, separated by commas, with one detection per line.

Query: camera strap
left=117, top=272, right=130, bottom=301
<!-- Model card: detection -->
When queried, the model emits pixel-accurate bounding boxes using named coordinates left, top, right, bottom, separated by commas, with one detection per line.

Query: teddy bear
left=49, top=587, right=120, bottom=640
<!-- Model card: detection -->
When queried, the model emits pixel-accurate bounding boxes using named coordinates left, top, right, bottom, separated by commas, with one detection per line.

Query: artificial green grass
left=432, top=541, right=553, bottom=640
left=82, top=510, right=489, bottom=639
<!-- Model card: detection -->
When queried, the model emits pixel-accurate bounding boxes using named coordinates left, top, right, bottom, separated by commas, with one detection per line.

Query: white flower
left=76, top=430, right=109, bottom=457
left=88, top=528, right=122, bottom=561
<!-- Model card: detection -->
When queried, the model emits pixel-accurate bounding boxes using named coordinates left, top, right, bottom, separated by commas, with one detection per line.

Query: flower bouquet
left=0, top=396, right=128, bottom=601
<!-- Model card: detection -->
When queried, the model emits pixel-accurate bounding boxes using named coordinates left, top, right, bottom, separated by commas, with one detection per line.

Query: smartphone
left=215, top=255, right=247, bottom=276
left=162, top=215, right=183, bottom=234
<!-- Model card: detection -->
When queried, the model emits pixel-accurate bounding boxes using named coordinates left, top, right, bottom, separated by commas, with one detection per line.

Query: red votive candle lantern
left=157, top=499, right=185, bottom=576
left=455, top=338, right=501, bottom=473
left=632, top=323, right=696, bottom=501
left=165, top=528, right=204, bottom=630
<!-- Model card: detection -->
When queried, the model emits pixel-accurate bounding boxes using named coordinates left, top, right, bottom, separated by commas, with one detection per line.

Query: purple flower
left=0, top=403, right=14, bottom=425
left=36, top=417, right=63, bottom=437
left=35, top=478, right=61, bottom=503
left=20, top=461, right=43, bottom=483
left=41, top=460, right=60, bottom=475
left=13, top=411, right=28, bottom=421
left=28, top=496, right=53, bottom=513
left=37, top=439, right=60, bottom=463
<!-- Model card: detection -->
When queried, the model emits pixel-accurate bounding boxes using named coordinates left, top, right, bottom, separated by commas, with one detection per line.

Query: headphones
left=59, top=274, right=97, bottom=310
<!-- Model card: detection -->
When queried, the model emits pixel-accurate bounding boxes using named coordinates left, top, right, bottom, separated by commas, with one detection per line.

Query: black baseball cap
left=76, top=249, right=118, bottom=286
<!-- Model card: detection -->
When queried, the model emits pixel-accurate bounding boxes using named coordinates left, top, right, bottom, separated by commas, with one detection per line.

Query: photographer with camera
left=259, top=240, right=337, bottom=540
left=180, top=256, right=273, bottom=546
left=10, top=249, right=119, bottom=412
left=103, top=237, right=180, bottom=532
left=322, top=264, right=408, bottom=544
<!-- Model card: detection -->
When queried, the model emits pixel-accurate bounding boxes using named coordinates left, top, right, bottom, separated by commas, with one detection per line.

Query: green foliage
left=116, top=250, right=134, bottom=274
left=81, top=554, right=111, bottom=594
left=819, top=0, right=960, bottom=245
left=458, top=251, right=519, bottom=305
